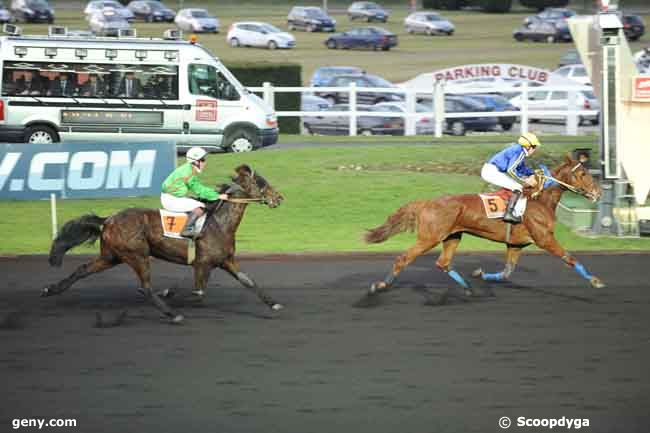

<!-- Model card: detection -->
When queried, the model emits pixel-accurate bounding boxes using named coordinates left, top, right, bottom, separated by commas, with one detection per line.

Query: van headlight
left=266, top=114, right=277, bottom=127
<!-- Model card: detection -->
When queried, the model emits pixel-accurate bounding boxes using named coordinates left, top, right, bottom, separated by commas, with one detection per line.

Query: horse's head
left=231, top=164, right=284, bottom=208
left=554, top=153, right=601, bottom=203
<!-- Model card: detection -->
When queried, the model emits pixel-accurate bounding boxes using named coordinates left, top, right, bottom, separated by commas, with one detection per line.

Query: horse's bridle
left=541, top=163, right=584, bottom=195
left=220, top=171, right=267, bottom=205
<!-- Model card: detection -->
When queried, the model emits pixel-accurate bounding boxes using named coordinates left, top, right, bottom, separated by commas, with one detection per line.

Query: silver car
left=84, top=0, right=133, bottom=21
left=174, top=8, right=219, bottom=33
left=404, top=12, right=454, bottom=36
left=88, top=8, right=131, bottom=37
left=509, top=88, right=599, bottom=125
left=373, top=101, right=435, bottom=135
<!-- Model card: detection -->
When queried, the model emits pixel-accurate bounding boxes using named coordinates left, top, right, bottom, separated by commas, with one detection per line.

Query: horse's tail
left=364, top=201, right=425, bottom=244
left=49, top=214, right=107, bottom=267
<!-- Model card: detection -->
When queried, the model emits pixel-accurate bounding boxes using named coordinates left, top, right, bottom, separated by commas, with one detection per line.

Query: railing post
left=262, top=82, right=274, bottom=110
left=349, top=82, right=357, bottom=136
left=520, top=82, right=529, bottom=135
left=405, top=88, right=416, bottom=136
left=567, top=89, right=578, bottom=136
left=434, top=80, right=445, bottom=138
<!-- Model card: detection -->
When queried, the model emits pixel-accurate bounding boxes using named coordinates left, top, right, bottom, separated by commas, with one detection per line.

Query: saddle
left=159, top=210, right=206, bottom=240
left=478, top=189, right=513, bottom=219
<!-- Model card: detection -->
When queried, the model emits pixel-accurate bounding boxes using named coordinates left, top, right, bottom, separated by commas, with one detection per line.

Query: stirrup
left=502, top=212, right=522, bottom=224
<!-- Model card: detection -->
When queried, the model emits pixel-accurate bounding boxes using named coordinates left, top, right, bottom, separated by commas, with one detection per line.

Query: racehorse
left=364, top=154, right=604, bottom=304
left=44, top=164, right=284, bottom=323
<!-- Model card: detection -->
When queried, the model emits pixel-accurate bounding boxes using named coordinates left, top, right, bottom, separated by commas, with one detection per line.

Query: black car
left=10, top=0, right=53, bottom=23
left=466, top=94, right=519, bottom=131
left=287, top=6, right=336, bottom=32
left=325, top=27, right=397, bottom=51
left=303, top=104, right=404, bottom=136
left=316, top=73, right=403, bottom=105
left=524, top=8, right=576, bottom=26
left=127, top=0, right=175, bottom=23
left=623, top=14, right=645, bottom=41
left=419, top=95, right=498, bottom=136
left=513, top=19, right=571, bottom=43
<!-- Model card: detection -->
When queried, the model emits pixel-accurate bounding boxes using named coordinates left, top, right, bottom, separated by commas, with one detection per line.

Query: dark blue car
left=325, top=26, right=397, bottom=51
left=309, top=66, right=365, bottom=87
left=466, top=94, right=519, bottom=131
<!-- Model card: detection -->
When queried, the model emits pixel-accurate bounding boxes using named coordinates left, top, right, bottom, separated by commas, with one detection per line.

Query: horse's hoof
left=464, top=289, right=474, bottom=297
left=41, top=286, right=53, bottom=297
left=369, top=281, right=386, bottom=294
left=471, top=268, right=483, bottom=279
left=590, top=277, right=606, bottom=289
left=271, top=303, right=284, bottom=311
left=191, top=290, right=205, bottom=298
left=170, top=314, right=184, bottom=324
left=159, top=288, right=174, bottom=298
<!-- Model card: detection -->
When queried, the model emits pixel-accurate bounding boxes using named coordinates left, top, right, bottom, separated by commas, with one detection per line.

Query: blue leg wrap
left=448, top=270, right=470, bottom=289
left=482, top=271, right=505, bottom=282
left=574, top=262, right=592, bottom=280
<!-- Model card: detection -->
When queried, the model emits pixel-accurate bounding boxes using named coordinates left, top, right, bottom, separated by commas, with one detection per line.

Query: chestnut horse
left=364, top=154, right=604, bottom=304
left=44, top=165, right=284, bottom=323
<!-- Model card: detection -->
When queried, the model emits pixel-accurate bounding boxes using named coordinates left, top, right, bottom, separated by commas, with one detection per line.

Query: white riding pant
left=160, top=193, right=205, bottom=213
left=481, top=163, right=527, bottom=216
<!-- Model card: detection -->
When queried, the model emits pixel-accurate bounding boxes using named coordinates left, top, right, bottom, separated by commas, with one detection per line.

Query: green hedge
left=227, top=62, right=302, bottom=134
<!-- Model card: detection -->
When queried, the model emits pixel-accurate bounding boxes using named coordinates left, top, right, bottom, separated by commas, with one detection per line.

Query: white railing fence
left=248, top=82, right=599, bottom=137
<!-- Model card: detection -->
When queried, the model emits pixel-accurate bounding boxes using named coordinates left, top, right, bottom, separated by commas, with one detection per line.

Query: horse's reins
left=222, top=197, right=264, bottom=204
left=535, top=163, right=583, bottom=195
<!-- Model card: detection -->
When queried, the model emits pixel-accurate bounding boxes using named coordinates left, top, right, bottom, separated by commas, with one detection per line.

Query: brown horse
left=364, top=154, right=604, bottom=304
left=44, top=164, right=284, bottom=323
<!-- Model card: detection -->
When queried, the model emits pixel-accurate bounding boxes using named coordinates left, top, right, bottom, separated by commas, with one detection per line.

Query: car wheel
left=450, top=121, right=465, bottom=136
left=446, top=31, right=453, bottom=36
left=406, top=26, right=414, bottom=34
left=226, top=128, right=257, bottom=153
left=501, top=123, right=513, bottom=131
left=366, top=16, right=371, bottom=22
left=24, top=125, right=58, bottom=144
left=326, top=39, right=337, bottom=49
left=546, top=35, right=555, bottom=43
left=145, top=15, right=153, bottom=23
left=268, top=40, right=278, bottom=50
left=307, top=24, right=316, bottom=32
left=381, top=46, right=389, bottom=51
left=360, top=129, right=373, bottom=136
left=427, top=28, right=435, bottom=36
left=303, top=123, right=313, bottom=134
left=373, top=43, right=380, bottom=51
left=229, top=37, right=240, bottom=48
left=514, top=33, right=524, bottom=42
left=288, top=23, right=295, bottom=31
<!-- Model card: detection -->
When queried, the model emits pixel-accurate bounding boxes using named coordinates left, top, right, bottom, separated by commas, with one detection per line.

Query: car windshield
left=425, top=14, right=442, bottom=21
left=305, top=8, right=327, bottom=18
left=190, top=10, right=209, bottom=18
left=27, top=0, right=49, bottom=7
left=364, top=3, right=379, bottom=9
left=147, top=2, right=165, bottom=10
left=366, top=75, right=393, bottom=87
left=104, top=1, right=120, bottom=7
left=260, top=23, right=282, bottom=33
left=102, top=13, right=123, bottom=22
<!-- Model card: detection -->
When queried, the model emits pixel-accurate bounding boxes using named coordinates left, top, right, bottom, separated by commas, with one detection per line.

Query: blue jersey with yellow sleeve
left=487, top=143, right=534, bottom=183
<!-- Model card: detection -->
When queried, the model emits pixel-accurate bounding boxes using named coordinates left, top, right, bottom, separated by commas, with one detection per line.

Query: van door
left=184, top=63, right=242, bottom=149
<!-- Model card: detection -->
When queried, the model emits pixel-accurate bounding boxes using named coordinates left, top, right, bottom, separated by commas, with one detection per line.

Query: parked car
left=10, top=0, right=53, bottom=23
left=84, top=0, right=133, bottom=21
left=622, top=14, right=645, bottom=41
left=347, top=1, right=388, bottom=23
left=301, top=94, right=332, bottom=112
left=558, top=48, right=581, bottom=68
left=404, top=12, right=454, bottom=36
left=127, top=0, right=174, bottom=23
left=509, top=88, right=599, bottom=126
left=419, top=95, right=499, bottom=136
left=287, top=6, right=335, bottom=32
left=310, top=66, right=365, bottom=87
left=88, top=8, right=131, bottom=36
left=513, top=20, right=571, bottom=43
left=524, top=8, right=576, bottom=26
left=325, top=27, right=397, bottom=51
left=175, top=8, right=219, bottom=33
left=228, top=22, right=295, bottom=50
left=303, top=103, right=404, bottom=136
left=552, top=64, right=590, bottom=86
left=373, top=101, right=434, bottom=135
left=465, top=94, right=519, bottom=131
left=316, top=73, right=403, bottom=105
left=0, top=1, right=13, bottom=23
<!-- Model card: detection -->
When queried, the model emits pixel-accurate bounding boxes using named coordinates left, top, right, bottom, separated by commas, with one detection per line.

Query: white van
left=0, top=27, right=278, bottom=152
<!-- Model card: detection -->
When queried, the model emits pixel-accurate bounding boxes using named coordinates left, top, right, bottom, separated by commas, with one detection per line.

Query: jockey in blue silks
left=481, top=132, right=541, bottom=224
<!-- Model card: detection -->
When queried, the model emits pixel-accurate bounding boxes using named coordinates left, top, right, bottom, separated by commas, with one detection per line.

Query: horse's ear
left=235, top=164, right=252, bottom=177
left=564, top=152, right=574, bottom=165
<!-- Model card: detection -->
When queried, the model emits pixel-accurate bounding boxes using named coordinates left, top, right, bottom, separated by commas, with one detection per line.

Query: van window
left=1, top=61, right=179, bottom=99
left=188, top=64, right=240, bottom=101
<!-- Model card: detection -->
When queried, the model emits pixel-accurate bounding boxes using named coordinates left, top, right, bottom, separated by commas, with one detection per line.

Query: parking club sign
left=633, top=76, right=650, bottom=100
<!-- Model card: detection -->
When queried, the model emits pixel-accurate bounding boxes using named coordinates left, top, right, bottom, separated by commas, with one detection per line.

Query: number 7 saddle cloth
left=478, top=189, right=515, bottom=219
left=159, top=209, right=206, bottom=239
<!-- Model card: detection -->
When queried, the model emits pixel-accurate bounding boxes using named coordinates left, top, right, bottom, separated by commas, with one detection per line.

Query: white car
left=552, top=64, right=591, bottom=86
left=404, top=12, right=454, bottom=36
left=228, top=22, right=295, bottom=50
left=87, top=8, right=131, bottom=36
left=509, top=88, right=599, bottom=125
left=84, top=0, right=133, bottom=21
left=174, top=8, right=219, bottom=33
left=373, top=101, right=434, bottom=135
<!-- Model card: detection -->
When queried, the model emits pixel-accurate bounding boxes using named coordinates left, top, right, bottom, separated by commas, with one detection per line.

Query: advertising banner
left=0, top=141, right=176, bottom=200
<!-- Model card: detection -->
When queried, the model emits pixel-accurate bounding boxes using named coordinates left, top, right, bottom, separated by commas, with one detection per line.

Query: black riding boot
left=180, top=213, right=200, bottom=238
left=503, top=190, right=522, bottom=224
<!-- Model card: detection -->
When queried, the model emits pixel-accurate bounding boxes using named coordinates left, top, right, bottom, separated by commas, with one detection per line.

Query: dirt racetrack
left=0, top=253, right=649, bottom=433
